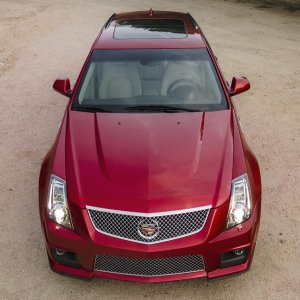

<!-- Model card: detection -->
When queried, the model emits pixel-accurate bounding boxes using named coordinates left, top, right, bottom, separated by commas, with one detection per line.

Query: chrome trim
left=86, top=205, right=211, bottom=244
left=86, top=205, right=212, bottom=216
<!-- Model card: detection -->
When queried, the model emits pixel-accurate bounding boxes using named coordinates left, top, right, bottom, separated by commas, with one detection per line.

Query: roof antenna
left=149, top=8, right=153, bottom=16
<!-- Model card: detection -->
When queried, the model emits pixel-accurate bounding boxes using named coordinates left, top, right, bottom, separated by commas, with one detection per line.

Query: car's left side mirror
left=53, top=78, right=72, bottom=98
left=230, top=76, right=250, bottom=96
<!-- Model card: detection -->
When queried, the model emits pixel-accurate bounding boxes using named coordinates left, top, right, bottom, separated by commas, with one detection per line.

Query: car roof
left=93, top=10, right=206, bottom=50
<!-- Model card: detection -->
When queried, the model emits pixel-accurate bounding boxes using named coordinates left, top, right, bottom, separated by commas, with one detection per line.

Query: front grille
left=94, top=255, right=205, bottom=277
left=87, top=206, right=210, bottom=244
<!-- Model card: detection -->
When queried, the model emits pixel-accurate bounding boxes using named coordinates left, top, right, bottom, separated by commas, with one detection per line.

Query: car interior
left=78, top=59, right=222, bottom=106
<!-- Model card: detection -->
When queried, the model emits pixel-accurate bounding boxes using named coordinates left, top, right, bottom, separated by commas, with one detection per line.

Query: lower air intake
left=94, top=254, right=205, bottom=277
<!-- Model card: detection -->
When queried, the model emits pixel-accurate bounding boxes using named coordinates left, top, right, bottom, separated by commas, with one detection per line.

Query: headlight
left=226, top=174, right=251, bottom=229
left=47, top=175, right=73, bottom=229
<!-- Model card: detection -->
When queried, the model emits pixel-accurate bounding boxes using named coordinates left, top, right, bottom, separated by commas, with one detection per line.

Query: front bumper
left=42, top=203, right=260, bottom=282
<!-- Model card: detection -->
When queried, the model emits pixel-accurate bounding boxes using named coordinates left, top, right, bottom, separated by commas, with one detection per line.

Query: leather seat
left=99, top=62, right=142, bottom=99
left=139, top=61, right=163, bottom=95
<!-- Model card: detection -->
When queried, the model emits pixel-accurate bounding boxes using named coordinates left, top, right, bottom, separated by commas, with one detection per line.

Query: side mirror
left=230, top=76, right=250, bottom=96
left=53, top=78, right=72, bottom=97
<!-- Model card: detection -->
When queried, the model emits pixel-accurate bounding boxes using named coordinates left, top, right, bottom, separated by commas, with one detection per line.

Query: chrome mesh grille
left=87, top=206, right=210, bottom=244
left=94, top=255, right=205, bottom=277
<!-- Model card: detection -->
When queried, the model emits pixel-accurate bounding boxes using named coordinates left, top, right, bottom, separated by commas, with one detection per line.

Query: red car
left=39, top=10, right=261, bottom=282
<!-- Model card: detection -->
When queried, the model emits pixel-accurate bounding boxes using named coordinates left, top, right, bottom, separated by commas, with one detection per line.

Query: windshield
left=72, top=49, right=228, bottom=112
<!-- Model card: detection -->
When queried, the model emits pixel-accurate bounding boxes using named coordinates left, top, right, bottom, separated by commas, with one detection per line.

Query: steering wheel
left=167, top=79, right=202, bottom=101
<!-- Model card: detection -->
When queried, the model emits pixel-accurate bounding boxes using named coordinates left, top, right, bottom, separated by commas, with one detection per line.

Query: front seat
left=99, top=62, right=142, bottom=99
left=160, top=61, right=203, bottom=97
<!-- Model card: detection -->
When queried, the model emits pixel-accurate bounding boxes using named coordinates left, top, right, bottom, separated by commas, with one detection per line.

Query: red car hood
left=65, top=110, right=233, bottom=211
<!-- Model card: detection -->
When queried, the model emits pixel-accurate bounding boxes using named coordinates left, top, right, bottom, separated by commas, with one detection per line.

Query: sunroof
left=114, top=19, right=187, bottom=39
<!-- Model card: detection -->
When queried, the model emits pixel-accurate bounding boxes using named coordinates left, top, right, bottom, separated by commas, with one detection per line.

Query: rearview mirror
left=230, top=77, right=250, bottom=96
left=53, top=78, right=72, bottom=97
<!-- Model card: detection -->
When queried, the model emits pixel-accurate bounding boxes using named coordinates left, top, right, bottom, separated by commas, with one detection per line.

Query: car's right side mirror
left=230, top=76, right=250, bottom=96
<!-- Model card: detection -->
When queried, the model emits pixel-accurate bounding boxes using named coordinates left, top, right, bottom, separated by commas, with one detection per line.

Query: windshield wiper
left=124, top=105, right=201, bottom=112
left=73, top=106, right=112, bottom=113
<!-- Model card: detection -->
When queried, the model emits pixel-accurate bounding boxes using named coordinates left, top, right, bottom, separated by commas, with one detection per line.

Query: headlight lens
left=227, top=174, right=251, bottom=229
left=47, top=175, right=73, bottom=229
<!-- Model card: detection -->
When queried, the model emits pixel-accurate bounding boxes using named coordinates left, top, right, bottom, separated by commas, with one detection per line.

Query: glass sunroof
left=114, top=19, right=187, bottom=39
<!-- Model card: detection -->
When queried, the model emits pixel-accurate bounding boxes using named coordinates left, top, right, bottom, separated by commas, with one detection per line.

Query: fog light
left=234, top=248, right=245, bottom=256
left=56, top=248, right=65, bottom=256
left=220, top=248, right=249, bottom=268
left=51, top=249, right=80, bottom=268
